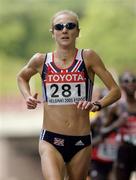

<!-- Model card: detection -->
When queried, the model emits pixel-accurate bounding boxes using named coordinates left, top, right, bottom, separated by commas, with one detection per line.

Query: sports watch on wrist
left=92, top=101, right=102, bottom=111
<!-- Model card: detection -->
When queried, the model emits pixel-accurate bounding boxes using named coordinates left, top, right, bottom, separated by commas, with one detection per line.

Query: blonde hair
left=51, top=10, right=79, bottom=30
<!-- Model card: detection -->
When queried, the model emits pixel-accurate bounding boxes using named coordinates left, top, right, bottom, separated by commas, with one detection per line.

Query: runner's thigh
left=39, top=141, right=65, bottom=180
left=66, top=146, right=91, bottom=180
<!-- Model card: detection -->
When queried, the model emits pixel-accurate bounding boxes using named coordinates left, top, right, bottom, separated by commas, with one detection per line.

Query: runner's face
left=121, top=74, right=136, bottom=96
left=52, top=14, right=79, bottom=48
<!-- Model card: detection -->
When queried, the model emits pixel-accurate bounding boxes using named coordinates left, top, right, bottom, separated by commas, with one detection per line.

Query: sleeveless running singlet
left=41, top=49, right=93, bottom=105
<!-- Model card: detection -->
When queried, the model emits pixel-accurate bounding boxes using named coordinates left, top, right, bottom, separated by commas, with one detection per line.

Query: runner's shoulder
left=83, top=49, right=102, bottom=67
left=27, top=53, right=47, bottom=72
left=32, top=52, right=46, bottom=62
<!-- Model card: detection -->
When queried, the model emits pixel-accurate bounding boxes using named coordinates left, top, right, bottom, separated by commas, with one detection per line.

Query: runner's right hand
left=26, top=93, right=41, bottom=109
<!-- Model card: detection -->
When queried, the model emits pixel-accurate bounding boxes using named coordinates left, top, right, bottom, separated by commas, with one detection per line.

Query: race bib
left=97, top=143, right=117, bottom=161
left=123, top=134, right=136, bottom=145
left=97, top=134, right=119, bottom=161
left=131, top=135, right=136, bottom=145
left=45, top=72, right=86, bottom=105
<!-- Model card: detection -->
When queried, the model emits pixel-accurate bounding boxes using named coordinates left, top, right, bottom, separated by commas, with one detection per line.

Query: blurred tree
left=78, top=0, right=136, bottom=73
left=0, top=0, right=135, bottom=96
left=0, top=0, right=89, bottom=96
left=0, top=0, right=88, bottom=59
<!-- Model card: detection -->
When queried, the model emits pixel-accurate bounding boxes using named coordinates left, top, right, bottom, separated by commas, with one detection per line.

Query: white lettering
left=65, top=74, right=72, bottom=81
left=48, top=74, right=53, bottom=81
left=59, top=74, right=65, bottom=81
left=47, top=73, right=85, bottom=82
left=78, top=74, right=84, bottom=81
left=53, top=75, right=60, bottom=81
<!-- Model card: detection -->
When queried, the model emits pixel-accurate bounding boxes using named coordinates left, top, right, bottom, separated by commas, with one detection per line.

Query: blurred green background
left=0, top=0, right=136, bottom=98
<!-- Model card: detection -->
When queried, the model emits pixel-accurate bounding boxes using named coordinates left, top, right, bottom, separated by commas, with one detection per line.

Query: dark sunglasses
left=54, top=22, right=77, bottom=31
left=122, top=78, right=136, bottom=84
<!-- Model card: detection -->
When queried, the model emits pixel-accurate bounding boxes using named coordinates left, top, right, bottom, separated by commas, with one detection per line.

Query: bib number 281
left=50, top=84, right=81, bottom=98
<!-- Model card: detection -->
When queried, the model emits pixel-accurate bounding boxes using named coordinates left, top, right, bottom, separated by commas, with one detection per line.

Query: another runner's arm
left=85, top=49, right=121, bottom=108
left=101, top=105, right=128, bottom=134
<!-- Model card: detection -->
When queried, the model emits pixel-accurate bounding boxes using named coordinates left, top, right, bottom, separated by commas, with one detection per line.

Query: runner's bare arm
left=17, top=53, right=45, bottom=108
left=85, top=49, right=121, bottom=108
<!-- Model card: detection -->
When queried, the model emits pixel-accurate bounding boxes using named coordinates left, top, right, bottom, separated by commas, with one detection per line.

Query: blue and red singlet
left=41, top=49, right=93, bottom=105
